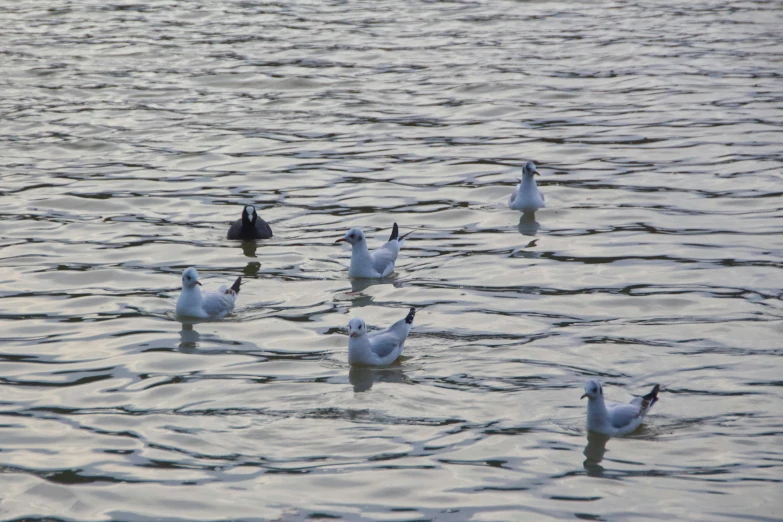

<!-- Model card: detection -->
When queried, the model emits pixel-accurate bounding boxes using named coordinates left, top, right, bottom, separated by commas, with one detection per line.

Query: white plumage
left=348, top=308, right=416, bottom=366
left=175, top=267, right=241, bottom=319
left=581, top=380, right=660, bottom=437
left=509, top=161, right=546, bottom=213
left=336, top=222, right=410, bottom=278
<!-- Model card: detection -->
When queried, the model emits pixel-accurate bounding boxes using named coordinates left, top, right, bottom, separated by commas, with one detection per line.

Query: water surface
left=1, top=0, right=782, bottom=520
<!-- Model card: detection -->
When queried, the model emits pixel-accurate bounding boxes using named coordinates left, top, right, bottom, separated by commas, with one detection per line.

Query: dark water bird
left=227, top=205, right=273, bottom=240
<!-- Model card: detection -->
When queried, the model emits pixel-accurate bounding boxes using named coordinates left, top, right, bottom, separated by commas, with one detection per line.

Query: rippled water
left=1, top=0, right=782, bottom=520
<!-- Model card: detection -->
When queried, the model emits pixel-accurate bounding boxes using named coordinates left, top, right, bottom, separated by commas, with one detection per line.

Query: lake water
left=1, top=0, right=782, bottom=520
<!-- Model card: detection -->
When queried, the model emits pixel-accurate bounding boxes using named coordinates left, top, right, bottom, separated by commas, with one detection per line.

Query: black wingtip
left=389, top=222, right=399, bottom=241
left=643, top=384, right=660, bottom=408
left=231, top=276, right=242, bottom=294
left=404, top=307, right=416, bottom=325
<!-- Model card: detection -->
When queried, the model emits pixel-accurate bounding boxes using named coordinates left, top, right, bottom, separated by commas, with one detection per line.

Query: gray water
left=1, top=0, right=782, bottom=520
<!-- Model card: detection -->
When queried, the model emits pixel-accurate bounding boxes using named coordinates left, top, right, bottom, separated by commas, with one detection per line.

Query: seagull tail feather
left=642, top=384, right=660, bottom=411
left=231, top=276, right=242, bottom=295
left=388, top=222, right=399, bottom=241
left=404, top=307, right=416, bottom=325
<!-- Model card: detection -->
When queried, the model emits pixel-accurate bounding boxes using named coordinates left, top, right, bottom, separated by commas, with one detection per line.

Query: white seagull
left=175, top=267, right=241, bottom=319
left=347, top=308, right=416, bottom=366
left=581, top=380, right=660, bottom=437
left=336, top=223, right=411, bottom=278
left=509, top=161, right=546, bottom=213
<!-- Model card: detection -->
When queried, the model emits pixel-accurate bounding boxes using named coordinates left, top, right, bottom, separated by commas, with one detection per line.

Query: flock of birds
left=175, top=162, right=660, bottom=437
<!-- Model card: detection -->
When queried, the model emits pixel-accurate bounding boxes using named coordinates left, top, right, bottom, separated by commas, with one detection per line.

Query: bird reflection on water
left=338, top=278, right=405, bottom=308
left=349, top=365, right=410, bottom=393
left=243, top=260, right=261, bottom=278
left=240, top=241, right=258, bottom=259
left=179, top=322, right=201, bottom=350
left=583, top=432, right=611, bottom=478
left=517, top=213, right=541, bottom=237
left=349, top=276, right=404, bottom=294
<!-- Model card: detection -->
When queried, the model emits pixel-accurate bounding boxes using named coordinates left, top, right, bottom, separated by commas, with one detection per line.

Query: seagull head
left=581, top=380, right=603, bottom=400
left=522, top=161, right=539, bottom=179
left=348, top=317, right=367, bottom=338
left=242, top=205, right=257, bottom=225
left=181, top=267, right=202, bottom=289
left=336, top=227, right=365, bottom=246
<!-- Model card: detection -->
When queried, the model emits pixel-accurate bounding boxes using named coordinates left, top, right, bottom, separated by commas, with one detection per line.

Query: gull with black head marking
left=581, top=380, right=660, bottom=437
left=227, top=205, right=273, bottom=240
left=176, top=267, right=241, bottom=319
left=347, top=308, right=416, bottom=366
left=509, top=161, right=546, bottom=214
left=335, top=222, right=411, bottom=278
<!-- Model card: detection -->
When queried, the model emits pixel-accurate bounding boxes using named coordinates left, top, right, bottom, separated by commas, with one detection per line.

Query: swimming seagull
left=347, top=308, right=416, bottom=366
left=176, top=267, right=241, bottom=319
left=581, top=380, right=660, bottom=437
left=227, top=205, right=273, bottom=240
left=335, top=223, right=411, bottom=278
left=508, top=161, right=546, bottom=213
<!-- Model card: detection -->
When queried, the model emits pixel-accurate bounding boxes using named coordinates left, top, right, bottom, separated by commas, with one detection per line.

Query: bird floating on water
left=347, top=308, right=416, bottom=366
left=508, top=161, right=545, bottom=214
left=176, top=267, right=241, bottom=319
left=581, top=380, right=660, bottom=437
left=227, top=205, right=273, bottom=240
left=336, top=222, right=411, bottom=278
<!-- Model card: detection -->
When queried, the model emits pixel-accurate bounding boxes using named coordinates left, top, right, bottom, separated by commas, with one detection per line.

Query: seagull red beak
left=335, top=238, right=346, bottom=243
left=195, top=281, right=202, bottom=286
left=534, top=171, right=540, bottom=176
left=580, top=393, right=587, bottom=399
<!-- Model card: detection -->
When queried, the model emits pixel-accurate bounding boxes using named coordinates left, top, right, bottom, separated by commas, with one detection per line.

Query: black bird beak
left=580, top=393, right=587, bottom=399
